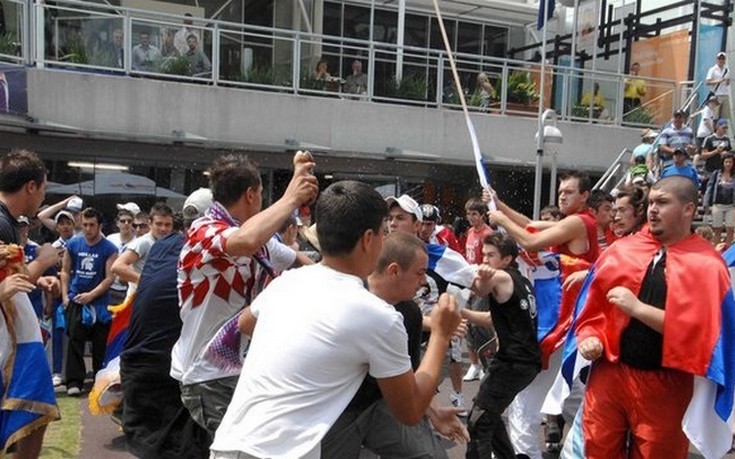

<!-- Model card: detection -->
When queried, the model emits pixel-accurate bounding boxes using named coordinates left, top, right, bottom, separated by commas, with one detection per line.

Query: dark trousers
left=64, top=301, right=110, bottom=390
left=121, top=356, right=209, bottom=459
left=624, top=97, right=641, bottom=115
left=466, top=359, right=539, bottom=459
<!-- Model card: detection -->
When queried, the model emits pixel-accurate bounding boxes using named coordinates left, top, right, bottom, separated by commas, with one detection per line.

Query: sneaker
left=67, top=386, right=81, bottom=397
left=450, top=391, right=468, bottom=417
left=463, top=364, right=481, bottom=381
left=52, top=374, right=63, bottom=387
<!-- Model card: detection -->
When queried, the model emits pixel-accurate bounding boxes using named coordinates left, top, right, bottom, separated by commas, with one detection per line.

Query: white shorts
left=711, top=204, right=735, bottom=228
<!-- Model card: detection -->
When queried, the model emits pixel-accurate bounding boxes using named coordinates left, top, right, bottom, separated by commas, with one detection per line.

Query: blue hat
left=717, top=119, right=729, bottom=127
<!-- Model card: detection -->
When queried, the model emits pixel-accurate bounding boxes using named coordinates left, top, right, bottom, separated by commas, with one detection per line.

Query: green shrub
left=385, top=74, right=428, bottom=101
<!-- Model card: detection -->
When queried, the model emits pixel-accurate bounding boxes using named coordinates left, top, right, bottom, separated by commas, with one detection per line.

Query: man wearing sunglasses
left=706, top=52, right=731, bottom=121
left=133, top=212, right=150, bottom=237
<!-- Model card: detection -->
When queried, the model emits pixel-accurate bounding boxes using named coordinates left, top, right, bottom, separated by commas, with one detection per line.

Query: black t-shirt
left=346, top=300, right=423, bottom=411
left=0, top=201, right=19, bottom=244
left=703, top=134, right=733, bottom=173
left=120, top=233, right=184, bottom=362
left=620, top=250, right=667, bottom=370
left=487, top=268, right=541, bottom=367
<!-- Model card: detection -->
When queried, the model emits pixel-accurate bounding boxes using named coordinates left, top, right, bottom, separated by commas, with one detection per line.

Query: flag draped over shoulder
left=0, top=291, right=59, bottom=452
left=537, top=254, right=591, bottom=369
left=545, top=229, right=735, bottom=458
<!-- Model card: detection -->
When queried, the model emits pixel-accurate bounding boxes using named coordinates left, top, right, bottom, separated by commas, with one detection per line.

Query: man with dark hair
left=486, top=172, right=599, bottom=457
left=171, top=151, right=318, bottom=440
left=587, top=189, right=615, bottom=250
left=60, top=207, right=118, bottom=396
left=132, top=30, right=161, bottom=72
left=322, top=231, right=468, bottom=458
left=211, top=181, right=460, bottom=459
left=462, top=233, right=541, bottom=459
left=574, top=176, right=734, bottom=457
left=120, top=191, right=213, bottom=459
left=0, top=149, right=59, bottom=457
left=111, top=202, right=174, bottom=296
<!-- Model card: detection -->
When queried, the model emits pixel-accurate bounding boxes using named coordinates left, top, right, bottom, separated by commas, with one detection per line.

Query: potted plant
left=0, top=32, right=19, bottom=56
left=159, top=55, right=191, bottom=76
left=60, top=36, right=88, bottom=64
left=497, top=71, right=539, bottom=110
left=385, top=74, right=428, bottom=101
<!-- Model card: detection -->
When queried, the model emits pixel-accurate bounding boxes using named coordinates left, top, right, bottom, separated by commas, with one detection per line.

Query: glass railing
left=0, top=0, right=28, bottom=64
left=8, top=0, right=681, bottom=128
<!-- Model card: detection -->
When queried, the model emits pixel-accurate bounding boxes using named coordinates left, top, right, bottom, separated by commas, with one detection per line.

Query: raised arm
left=37, top=196, right=78, bottom=231
left=488, top=211, right=586, bottom=253
left=225, top=152, right=319, bottom=257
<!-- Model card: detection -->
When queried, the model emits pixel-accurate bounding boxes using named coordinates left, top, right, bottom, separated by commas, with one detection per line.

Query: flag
left=544, top=230, right=735, bottom=458
left=88, top=294, right=134, bottom=415
left=518, top=249, right=562, bottom=343
left=0, top=292, right=58, bottom=452
left=426, top=243, right=476, bottom=289
left=537, top=0, right=556, bottom=30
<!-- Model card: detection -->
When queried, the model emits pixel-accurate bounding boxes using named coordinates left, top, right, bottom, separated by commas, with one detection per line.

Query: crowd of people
left=0, top=144, right=734, bottom=459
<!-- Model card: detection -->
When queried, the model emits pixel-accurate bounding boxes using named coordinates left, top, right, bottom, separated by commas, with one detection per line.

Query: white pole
left=533, top=0, right=550, bottom=220
left=396, top=0, right=405, bottom=81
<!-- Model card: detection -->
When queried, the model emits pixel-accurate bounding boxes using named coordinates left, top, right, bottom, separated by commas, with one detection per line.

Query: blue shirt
left=660, top=164, right=699, bottom=186
left=66, top=235, right=118, bottom=323
left=23, top=242, right=44, bottom=319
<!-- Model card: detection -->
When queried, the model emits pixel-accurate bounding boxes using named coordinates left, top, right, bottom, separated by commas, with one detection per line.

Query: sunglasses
left=132, top=223, right=149, bottom=229
left=718, top=56, right=727, bottom=60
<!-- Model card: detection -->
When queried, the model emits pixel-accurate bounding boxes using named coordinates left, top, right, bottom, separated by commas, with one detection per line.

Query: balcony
left=0, top=0, right=693, bottom=173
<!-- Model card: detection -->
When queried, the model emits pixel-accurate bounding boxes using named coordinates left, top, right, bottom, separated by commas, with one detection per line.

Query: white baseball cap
left=385, top=195, right=423, bottom=221
left=66, top=197, right=83, bottom=213
left=55, top=210, right=75, bottom=224
left=116, top=202, right=141, bottom=215
left=183, top=188, right=213, bottom=219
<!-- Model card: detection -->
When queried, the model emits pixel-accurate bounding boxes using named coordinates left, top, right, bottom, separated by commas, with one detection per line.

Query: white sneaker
left=67, top=387, right=81, bottom=396
left=52, top=374, right=63, bottom=387
left=450, top=391, right=468, bottom=417
left=463, top=364, right=481, bottom=381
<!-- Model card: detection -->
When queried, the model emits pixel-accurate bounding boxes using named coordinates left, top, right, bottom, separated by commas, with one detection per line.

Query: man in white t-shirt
left=210, top=180, right=461, bottom=459
left=111, top=203, right=174, bottom=296
left=170, top=152, right=318, bottom=441
left=106, top=204, right=139, bottom=305
left=706, top=52, right=731, bottom=120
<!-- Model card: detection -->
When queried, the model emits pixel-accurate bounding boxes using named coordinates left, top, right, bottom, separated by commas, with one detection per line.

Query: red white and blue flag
left=544, top=230, right=735, bottom=458
left=0, top=292, right=58, bottom=451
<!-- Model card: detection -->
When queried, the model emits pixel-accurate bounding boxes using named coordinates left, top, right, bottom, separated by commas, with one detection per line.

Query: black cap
left=420, top=204, right=440, bottom=222
left=673, top=148, right=688, bottom=156
left=674, top=109, right=688, bottom=117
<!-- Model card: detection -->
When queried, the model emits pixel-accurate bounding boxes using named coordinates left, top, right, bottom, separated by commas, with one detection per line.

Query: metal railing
left=2, top=0, right=682, bottom=128
left=0, top=0, right=29, bottom=64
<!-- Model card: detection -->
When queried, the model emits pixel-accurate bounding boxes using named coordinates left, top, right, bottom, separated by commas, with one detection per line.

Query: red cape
left=576, top=228, right=729, bottom=376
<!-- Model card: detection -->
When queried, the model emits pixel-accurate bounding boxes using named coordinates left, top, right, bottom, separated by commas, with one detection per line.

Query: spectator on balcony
left=476, top=72, right=495, bottom=112
left=580, top=83, right=606, bottom=119
left=185, top=34, right=211, bottom=76
left=314, top=58, right=331, bottom=81
left=174, top=13, right=200, bottom=56
left=160, top=28, right=179, bottom=59
left=344, top=59, right=367, bottom=95
left=623, top=62, right=647, bottom=114
left=111, top=28, right=124, bottom=68
left=132, top=31, right=162, bottom=72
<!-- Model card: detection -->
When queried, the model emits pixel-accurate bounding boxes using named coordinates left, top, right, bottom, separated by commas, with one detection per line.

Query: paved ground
left=66, top=368, right=729, bottom=459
